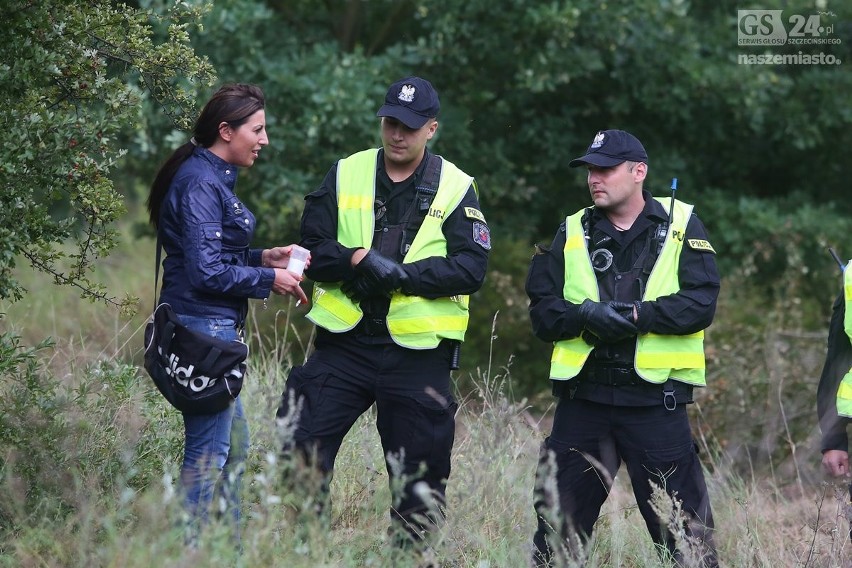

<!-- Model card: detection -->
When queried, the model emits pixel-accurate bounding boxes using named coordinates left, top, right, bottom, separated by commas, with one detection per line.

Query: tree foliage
left=0, top=0, right=215, bottom=310
left=163, top=0, right=852, bottom=243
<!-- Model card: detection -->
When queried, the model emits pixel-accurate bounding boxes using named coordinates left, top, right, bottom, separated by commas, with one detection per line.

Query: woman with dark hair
left=147, top=83, right=308, bottom=543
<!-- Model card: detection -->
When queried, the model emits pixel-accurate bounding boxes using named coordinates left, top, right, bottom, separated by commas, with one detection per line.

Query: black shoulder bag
left=143, top=236, right=248, bottom=414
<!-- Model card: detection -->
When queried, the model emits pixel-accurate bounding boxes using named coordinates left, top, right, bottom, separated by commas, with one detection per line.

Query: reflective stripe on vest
left=306, top=149, right=378, bottom=332
left=548, top=209, right=597, bottom=380
left=387, top=158, right=474, bottom=348
left=836, top=261, right=852, bottom=417
left=307, top=149, right=475, bottom=349
left=635, top=199, right=705, bottom=385
left=549, top=198, right=706, bottom=386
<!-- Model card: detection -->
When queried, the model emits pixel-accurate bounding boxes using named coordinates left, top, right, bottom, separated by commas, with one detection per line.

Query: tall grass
left=2, top=235, right=852, bottom=566
left=2, top=322, right=851, bottom=567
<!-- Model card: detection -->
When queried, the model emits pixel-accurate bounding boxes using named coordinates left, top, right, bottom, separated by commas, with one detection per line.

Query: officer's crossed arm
left=343, top=250, right=409, bottom=301
left=525, top=225, right=636, bottom=344
left=527, top=225, right=586, bottom=342
left=299, top=166, right=361, bottom=284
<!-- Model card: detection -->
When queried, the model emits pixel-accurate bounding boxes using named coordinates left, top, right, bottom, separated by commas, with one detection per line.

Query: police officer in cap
left=817, top=264, right=852, bottom=489
left=526, top=130, right=720, bottom=566
left=277, top=76, right=490, bottom=546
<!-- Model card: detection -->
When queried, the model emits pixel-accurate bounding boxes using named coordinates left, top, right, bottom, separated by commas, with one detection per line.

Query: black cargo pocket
left=642, top=439, right=697, bottom=484
left=644, top=440, right=695, bottom=463
left=277, top=365, right=330, bottom=436
left=406, top=394, right=458, bottom=476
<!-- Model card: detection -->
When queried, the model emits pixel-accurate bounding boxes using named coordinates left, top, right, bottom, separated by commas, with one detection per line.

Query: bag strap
left=200, top=347, right=223, bottom=370
left=151, top=230, right=248, bottom=336
left=158, top=316, right=176, bottom=353
left=152, top=231, right=163, bottom=315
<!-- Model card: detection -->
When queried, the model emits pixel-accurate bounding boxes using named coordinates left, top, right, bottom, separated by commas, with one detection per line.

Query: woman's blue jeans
left=176, top=314, right=250, bottom=543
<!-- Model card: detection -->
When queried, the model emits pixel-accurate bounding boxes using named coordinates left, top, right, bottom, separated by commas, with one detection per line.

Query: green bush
left=0, top=328, right=183, bottom=544
left=0, top=332, right=70, bottom=531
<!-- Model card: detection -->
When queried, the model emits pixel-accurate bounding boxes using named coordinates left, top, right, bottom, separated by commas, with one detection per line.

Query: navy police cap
left=376, top=76, right=440, bottom=129
left=569, top=129, right=649, bottom=168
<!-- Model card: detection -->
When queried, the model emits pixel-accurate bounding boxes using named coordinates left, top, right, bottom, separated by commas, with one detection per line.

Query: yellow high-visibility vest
left=549, top=198, right=706, bottom=385
left=307, top=148, right=476, bottom=349
left=835, top=260, right=852, bottom=417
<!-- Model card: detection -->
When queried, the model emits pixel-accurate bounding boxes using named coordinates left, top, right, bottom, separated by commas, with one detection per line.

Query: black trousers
left=533, top=397, right=717, bottom=567
left=277, top=333, right=457, bottom=542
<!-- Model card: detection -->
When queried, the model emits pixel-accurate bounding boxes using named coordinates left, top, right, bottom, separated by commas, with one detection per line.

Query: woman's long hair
left=146, top=83, right=266, bottom=228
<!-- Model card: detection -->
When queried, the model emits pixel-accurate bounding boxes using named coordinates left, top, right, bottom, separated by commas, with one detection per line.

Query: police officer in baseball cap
left=527, top=129, right=720, bottom=566
left=277, top=76, right=489, bottom=551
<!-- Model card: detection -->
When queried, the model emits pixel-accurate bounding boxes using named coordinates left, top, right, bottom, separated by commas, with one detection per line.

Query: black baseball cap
left=568, top=129, right=649, bottom=168
left=376, top=76, right=440, bottom=129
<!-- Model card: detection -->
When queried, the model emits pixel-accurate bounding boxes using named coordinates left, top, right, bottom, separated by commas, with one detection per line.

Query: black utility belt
left=576, top=365, right=644, bottom=386
left=357, top=316, right=390, bottom=337
left=570, top=367, right=692, bottom=410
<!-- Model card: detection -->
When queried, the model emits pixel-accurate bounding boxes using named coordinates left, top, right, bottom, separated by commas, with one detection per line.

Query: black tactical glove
left=607, top=301, right=636, bottom=321
left=578, top=299, right=638, bottom=343
left=341, top=250, right=409, bottom=301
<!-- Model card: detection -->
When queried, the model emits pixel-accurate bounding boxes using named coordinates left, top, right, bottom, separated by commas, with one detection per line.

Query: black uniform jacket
left=817, top=292, right=852, bottom=453
left=526, top=191, right=720, bottom=405
left=299, top=147, right=489, bottom=339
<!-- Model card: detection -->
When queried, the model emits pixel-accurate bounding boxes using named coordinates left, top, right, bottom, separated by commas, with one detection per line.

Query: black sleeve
left=526, top=223, right=585, bottom=342
left=299, top=164, right=359, bottom=283
left=636, top=213, right=720, bottom=335
left=401, top=184, right=490, bottom=299
left=818, top=292, right=852, bottom=453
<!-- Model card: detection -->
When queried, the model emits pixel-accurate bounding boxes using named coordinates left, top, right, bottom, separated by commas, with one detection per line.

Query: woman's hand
left=271, top=268, right=309, bottom=305
left=262, top=245, right=311, bottom=271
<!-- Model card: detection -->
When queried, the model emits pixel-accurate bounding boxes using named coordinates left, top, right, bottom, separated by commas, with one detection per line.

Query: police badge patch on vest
left=687, top=239, right=716, bottom=253
left=473, top=222, right=491, bottom=250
